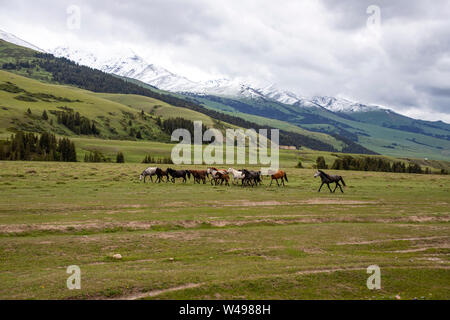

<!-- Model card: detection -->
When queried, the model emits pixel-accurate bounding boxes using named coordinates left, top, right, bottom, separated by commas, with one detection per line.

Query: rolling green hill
left=186, top=94, right=450, bottom=160
left=0, top=39, right=375, bottom=153
left=0, top=70, right=227, bottom=143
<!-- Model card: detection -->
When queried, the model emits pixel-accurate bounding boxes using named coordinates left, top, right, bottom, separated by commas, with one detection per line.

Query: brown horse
left=216, top=171, right=230, bottom=186
left=270, top=170, right=288, bottom=186
left=190, top=170, right=209, bottom=184
left=207, top=167, right=229, bottom=186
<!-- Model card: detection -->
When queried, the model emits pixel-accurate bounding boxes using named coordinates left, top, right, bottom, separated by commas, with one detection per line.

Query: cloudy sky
left=1, top=0, right=449, bottom=122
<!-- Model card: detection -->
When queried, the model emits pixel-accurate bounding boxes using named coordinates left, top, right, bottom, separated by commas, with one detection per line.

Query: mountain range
left=51, top=46, right=384, bottom=114
left=1, top=30, right=450, bottom=160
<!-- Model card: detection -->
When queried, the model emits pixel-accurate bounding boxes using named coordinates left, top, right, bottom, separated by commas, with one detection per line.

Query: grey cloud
left=0, top=0, right=449, bottom=121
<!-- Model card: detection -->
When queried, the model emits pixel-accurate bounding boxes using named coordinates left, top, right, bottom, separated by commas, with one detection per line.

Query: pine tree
left=116, top=152, right=125, bottom=163
left=316, top=156, right=328, bottom=169
left=42, top=110, right=48, bottom=120
left=27, top=108, right=32, bottom=115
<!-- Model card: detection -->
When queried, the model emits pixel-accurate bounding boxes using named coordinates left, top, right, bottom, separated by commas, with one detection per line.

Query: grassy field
left=0, top=161, right=448, bottom=300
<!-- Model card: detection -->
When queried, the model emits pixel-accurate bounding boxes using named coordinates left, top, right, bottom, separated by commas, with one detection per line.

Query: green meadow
left=0, top=161, right=448, bottom=299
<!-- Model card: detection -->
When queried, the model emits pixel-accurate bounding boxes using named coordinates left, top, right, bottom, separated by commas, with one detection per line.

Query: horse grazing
left=139, top=167, right=158, bottom=183
left=314, top=170, right=346, bottom=193
left=227, top=168, right=245, bottom=185
left=241, top=169, right=262, bottom=187
left=166, top=168, right=191, bottom=183
left=207, top=167, right=230, bottom=186
left=155, top=168, right=169, bottom=183
left=269, top=170, right=288, bottom=187
left=190, top=170, right=209, bottom=184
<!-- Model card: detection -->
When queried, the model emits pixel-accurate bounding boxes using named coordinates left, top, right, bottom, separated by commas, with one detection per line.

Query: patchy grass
left=0, top=161, right=448, bottom=299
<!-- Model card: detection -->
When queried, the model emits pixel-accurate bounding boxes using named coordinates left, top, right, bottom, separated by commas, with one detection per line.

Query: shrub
left=116, top=152, right=125, bottom=163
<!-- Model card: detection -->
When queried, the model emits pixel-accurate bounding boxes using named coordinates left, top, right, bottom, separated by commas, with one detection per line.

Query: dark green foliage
left=159, top=117, right=207, bottom=141
left=0, top=131, right=76, bottom=162
left=116, top=152, right=125, bottom=163
left=27, top=108, right=31, bottom=115
left=0, top=81, right=25, bottom=93
left=331, top=155, right=424, bottom=174
left=42, top=110, right=48, bottom=120
left=316, top=156, right=328, bottom=169
left=296, top=160, right=303, bottom=168
left=83, top=150, right=111, bottom=163
left=142, top=155, right=173, bottom=164
left=136, top=131, right=142, bottom=139
left=56, top=109, right=100, bottom=135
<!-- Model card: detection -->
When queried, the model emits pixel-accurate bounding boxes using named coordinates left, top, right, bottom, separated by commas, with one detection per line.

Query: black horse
left=241, top=169, right=262, bottom=187
left=155, top=168, right=170, bottom=183
left=314, top=170, right=346, bottom=193
left=166, top=168, right=191, bottom=183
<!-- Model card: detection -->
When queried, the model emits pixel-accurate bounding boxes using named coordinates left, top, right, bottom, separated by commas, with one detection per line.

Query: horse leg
left=327, top=183, right=333, bottom=193
left=281, top=177, right=285, bottom=186
left=318, top=183, right=325, bottom=192
left=276, top=178, right=280, bottom=187
left=337, top=182, right=344, bottom=193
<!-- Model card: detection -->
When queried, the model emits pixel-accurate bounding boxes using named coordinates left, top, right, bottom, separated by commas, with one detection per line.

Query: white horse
left=227, top=168, right=245, bottom=185
left=139, top=167, right=158, bottom=183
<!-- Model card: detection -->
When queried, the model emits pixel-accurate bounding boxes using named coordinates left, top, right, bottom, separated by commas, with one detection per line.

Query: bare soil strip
left=337, top=236, right=450, bottom=245
left=109, top=265, right=450, bottom=300
left=1, top=215, right=449, bottom=235
left=111, top=283, right=202, bottom=300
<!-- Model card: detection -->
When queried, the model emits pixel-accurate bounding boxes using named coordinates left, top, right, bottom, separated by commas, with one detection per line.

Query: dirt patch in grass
left=337, top=236, right=450, bottom=245
left=108, top=283, right=202, bottom=300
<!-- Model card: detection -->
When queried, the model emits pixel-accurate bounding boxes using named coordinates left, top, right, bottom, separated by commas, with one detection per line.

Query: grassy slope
left=95, top=93, right=216, bottom=127
left=0, top=71, right=231, bottom=144
left=0, top=70, right=169, bottom=141
left=302, top=108, right=450, bottom=160
left=191, top=95, right=450, bottom=161
left=0, top=161, right=448, bottom=299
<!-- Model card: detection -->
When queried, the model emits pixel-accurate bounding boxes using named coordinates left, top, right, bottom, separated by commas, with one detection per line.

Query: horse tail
left=284, top=171, right=288, bottom=182
left=340, top=177, right=346, bottom=187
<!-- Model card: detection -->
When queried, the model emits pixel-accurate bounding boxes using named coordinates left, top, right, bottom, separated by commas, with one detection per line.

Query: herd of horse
left=139, top=167, right=287, bottom=187
left=139, top=167, right=346, bottom=192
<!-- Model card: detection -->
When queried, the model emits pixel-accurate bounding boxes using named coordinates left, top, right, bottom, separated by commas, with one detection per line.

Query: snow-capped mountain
left=311, top=96, right=381, bottom=113
left=0, top=29, right=46, bottom=53
left=51, top=45, right=383, bottom=113
left=259, top=84, right=305, bottom=105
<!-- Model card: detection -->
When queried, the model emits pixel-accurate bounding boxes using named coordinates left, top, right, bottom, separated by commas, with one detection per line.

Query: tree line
left=158, top=117, right=208, bottom=140
left=314, top=155, right=430, bottom=174
left=53, top=109, right=100, bottom=136
left=0, top=131, right=77, bottom=162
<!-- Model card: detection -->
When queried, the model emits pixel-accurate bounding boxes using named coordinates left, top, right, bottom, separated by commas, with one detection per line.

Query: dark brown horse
left=314, top=170, right=346, bottom=193
left=155, top=168, right=169, bottom=183
left=166, top=168, right=191, bottom=183
left=190, top=170, right=209, bottom=184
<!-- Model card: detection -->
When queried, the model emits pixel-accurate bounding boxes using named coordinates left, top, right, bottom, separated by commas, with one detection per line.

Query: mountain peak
left=312, top=96, right=381, bottom=113
left=0, top=29, right=46, bottom=53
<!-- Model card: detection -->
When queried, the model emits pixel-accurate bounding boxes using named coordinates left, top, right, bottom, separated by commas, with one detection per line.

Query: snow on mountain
left=50, top=46, right=386, bottom=114
left=0, top=29, right=46, bottom=52
left=311, top=96, right=381, bottom=113
left=259, top=84, right=304, bottom=105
